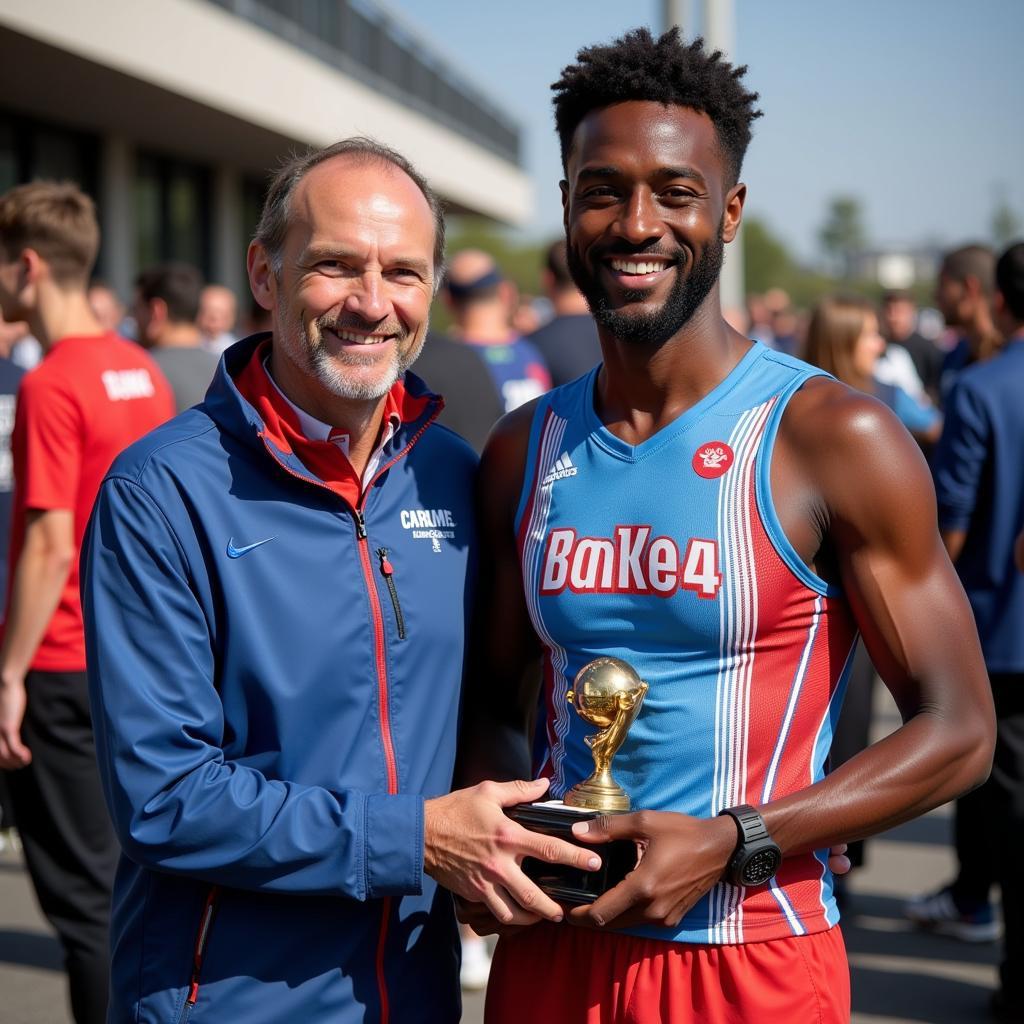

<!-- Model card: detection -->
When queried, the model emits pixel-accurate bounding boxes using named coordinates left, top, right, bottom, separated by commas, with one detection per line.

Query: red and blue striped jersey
left=514, top=343, right=858, bottom=945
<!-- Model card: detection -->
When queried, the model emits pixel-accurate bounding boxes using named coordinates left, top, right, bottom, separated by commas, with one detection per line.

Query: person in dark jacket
left=82, top=139, right=594, bottom=1024
left=528, top=239, right=601, bottom=387
left=414, top=330, right=504, bottom=453
left=910, top=242, right=1024, bottom=1022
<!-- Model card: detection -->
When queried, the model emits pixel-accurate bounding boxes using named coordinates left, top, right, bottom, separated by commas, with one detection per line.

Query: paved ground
left=0, top=692, right=1001, bottom=1022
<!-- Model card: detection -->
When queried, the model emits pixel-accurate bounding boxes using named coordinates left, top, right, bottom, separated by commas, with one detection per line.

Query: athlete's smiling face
left=251, top=155, right=436, bottom=408
left=562, top=101, right=745, bottom=347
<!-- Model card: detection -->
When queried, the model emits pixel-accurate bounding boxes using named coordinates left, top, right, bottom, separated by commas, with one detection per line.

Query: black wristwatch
left=718, top=804, right=782, bottom=887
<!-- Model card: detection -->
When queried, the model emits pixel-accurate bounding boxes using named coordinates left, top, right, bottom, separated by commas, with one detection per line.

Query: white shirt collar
left=263, top=358, right=400, bottom=464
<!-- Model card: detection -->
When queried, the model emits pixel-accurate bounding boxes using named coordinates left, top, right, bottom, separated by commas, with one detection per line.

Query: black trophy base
left=506, top=801, right=638, bottom=905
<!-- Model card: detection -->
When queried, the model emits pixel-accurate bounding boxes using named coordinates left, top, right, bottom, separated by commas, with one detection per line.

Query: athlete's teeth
left=611, top=260, right=664, bottom=275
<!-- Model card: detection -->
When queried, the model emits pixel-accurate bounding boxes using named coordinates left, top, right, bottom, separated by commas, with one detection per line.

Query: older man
left=83, top=139, right=594, bottom=1024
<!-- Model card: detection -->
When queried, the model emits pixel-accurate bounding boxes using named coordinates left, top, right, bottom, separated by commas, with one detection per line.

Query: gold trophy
left=507, top=656, right=648, bottom=903
left=564, top=657, right=649, bottom=812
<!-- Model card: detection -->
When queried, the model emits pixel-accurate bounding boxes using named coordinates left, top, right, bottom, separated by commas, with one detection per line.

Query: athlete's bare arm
left=456, top=400, right=543, bottom=789
left=567, top=377, right=994, bottom=930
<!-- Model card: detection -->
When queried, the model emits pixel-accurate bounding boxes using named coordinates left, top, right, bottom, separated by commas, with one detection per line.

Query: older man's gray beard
left=276, top=302, right=425, bottom=401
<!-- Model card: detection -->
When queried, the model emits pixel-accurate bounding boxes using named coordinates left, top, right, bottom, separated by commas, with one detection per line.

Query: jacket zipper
left=354, top=510, right=398, bottom=792
left=377, top=548, right=406, bottom=640
left=354, top=509, right=396, bottom=1024
left=258, top=401, right=441, bottom=1024
left=351, top=415, right=441, bottom=1024
left=184, top=885, right=221, bottom=1013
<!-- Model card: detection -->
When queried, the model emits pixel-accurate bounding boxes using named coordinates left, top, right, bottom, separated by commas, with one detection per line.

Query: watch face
left=741, top=847, right=782, bottom=886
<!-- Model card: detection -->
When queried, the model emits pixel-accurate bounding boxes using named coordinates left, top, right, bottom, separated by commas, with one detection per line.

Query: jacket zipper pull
left=377, top=547, right=407, bottom=640
left=354, top=510, right=367, bottom=540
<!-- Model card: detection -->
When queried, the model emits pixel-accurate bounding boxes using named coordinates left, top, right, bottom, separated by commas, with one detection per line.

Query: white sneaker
left=460, top=934, right=492, bottom=991
left=904, top=885, right=1000, bottom=942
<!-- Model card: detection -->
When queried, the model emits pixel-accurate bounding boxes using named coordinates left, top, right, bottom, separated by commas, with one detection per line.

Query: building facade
left=0, top=0, right=531, bottom=301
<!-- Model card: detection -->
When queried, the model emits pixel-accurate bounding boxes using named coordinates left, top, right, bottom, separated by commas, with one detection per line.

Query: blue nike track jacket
left=82, top=336, right=477, bottom=1023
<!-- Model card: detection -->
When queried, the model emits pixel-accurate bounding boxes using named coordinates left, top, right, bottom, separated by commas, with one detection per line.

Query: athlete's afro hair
left=552, top=27, right=762, bottom=185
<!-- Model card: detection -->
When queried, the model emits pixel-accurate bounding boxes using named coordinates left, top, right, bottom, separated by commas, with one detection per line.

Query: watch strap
left=719, top=803, right=771, bottom=845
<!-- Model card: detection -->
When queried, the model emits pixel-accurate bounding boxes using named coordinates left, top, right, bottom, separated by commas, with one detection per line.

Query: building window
left=134, top=152, right=211, bottom=277
left=241, top=175, right=267, bottom=255
left=0, top=110, right=98, bottom=196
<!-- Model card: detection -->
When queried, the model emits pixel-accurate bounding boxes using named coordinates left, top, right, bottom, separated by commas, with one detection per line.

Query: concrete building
left=0, top=0, right=531, bottom=301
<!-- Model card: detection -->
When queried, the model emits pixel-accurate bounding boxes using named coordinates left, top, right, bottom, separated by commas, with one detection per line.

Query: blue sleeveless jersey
left=514, top=343, right=858, bottom=945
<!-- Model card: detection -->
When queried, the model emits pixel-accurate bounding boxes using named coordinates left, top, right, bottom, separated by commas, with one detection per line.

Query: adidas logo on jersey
left=542, top=452, right=578, bottom=485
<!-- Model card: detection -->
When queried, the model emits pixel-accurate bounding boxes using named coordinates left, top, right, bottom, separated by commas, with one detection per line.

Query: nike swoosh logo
left=226, top=536, right=275, bottom=559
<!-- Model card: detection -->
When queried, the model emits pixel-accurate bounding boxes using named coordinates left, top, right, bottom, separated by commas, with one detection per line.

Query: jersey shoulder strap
left=513, top=368, right=596, bottom=536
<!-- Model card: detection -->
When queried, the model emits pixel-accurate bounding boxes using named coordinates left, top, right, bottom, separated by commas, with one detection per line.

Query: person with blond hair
left=804, top=295, right=941, bottom=445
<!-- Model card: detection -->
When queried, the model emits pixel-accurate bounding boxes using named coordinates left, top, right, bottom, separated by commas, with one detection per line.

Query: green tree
left=818, top=196, right=866, bottom=278
left=741, top=216, right=839, bottom=309
left=991, top=191, right=1022, bottom=249
left=742, top=216, right=795, bottom=294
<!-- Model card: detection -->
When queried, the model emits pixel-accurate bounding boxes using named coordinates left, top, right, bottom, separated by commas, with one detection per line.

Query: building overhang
left=0, top=0, right=532, bottom=225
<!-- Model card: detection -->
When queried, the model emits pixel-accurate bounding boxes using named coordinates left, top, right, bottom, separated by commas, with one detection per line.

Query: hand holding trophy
left=507, top=656, right=648, bottom=904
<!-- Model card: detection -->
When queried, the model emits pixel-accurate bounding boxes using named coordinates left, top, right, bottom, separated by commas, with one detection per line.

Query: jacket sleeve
left=933, top=378, right=989, bottom=532
left=82, top=474, right=423, bottom=899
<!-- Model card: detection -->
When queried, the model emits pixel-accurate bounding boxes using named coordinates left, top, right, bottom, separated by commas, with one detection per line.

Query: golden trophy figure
left=507, top=656, right=648, bottom=903
left=564, top=658, right=648, bottom=812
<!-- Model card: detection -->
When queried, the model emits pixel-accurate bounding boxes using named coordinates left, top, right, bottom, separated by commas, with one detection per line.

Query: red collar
left=233, top=339, right=427, bottom=507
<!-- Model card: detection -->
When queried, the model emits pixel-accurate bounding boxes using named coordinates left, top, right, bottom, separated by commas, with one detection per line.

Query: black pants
left=6, top=670, right=119, bottom=1024
left=830, top=640, right=876, bottom=869
left=948, top=674, right=1024, bottom=998
left=0, top=769, right=16, bottom=830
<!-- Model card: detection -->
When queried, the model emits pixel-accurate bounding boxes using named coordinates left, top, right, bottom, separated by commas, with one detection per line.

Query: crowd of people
left=0, top=24, right=1020, bottom=1024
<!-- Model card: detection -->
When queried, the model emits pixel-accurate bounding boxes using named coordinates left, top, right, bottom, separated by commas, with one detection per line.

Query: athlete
left=458, top=29, right=995, bottom=1023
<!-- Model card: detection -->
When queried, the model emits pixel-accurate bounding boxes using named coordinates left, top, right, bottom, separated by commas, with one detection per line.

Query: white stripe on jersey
left=762, top=594, right=824, bottom=803
left=709, top=398, right=775, bottom=944
left=812, top=640, right=859, bottom=921
left=770, top=877, right=807, bottom=936
left=521, top=413, right=573, bottom=791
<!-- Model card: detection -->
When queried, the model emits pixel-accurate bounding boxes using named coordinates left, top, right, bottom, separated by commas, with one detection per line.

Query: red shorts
left=484, top=923, right=849, bottom=1024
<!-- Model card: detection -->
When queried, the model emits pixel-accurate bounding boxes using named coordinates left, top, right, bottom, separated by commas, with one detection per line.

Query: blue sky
left=387, top=0, right=1024, bottom=263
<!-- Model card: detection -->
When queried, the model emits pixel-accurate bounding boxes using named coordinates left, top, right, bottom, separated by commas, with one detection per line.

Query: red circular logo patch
left=692, top=441, right=734, bottom=479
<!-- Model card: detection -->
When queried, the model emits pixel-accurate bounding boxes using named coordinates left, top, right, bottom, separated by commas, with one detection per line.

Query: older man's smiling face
left=271, top=155, right=436, bottom=406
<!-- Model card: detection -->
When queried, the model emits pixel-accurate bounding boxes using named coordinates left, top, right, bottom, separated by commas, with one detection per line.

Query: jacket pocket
left=176, top=885, right=221, bottom=1023
left=377, top=548, right=407, bottom=640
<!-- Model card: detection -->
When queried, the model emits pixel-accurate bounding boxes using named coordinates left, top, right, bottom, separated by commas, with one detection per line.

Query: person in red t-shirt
left=0, top=181, right=174, bottom=1024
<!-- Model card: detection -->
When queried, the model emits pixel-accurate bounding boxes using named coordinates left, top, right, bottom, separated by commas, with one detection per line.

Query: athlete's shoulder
left=780, top=375, right=934, bottom=520
left=782, top=375, right=908, bottom=453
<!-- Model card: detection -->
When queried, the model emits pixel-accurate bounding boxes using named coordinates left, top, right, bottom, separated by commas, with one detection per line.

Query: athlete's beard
left=276, top=298, right=424, bottom=401
left=567, top=224, right=725, bottom=348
